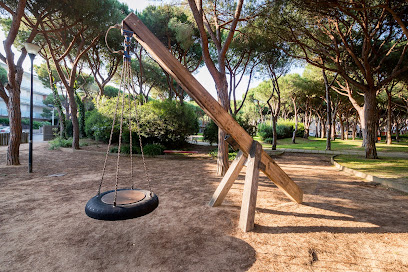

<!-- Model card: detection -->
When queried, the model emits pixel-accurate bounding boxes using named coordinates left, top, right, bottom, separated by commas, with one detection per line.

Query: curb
left=330, top=155, right=408, bottom=193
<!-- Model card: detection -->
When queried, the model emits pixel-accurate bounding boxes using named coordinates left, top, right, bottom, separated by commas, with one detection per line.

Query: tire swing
left=85, top=29, right=158, bottom=221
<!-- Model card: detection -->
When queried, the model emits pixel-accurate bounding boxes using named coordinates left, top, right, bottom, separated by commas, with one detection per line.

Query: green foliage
left=235, top=114, right=256, bottom=136
left=138, top=100, right=199, bottom=147
left=209, top=148, right=238, bottom=161
left=21, top=119, right=51, bottom=129
left=86, top=99, right=198, bottom=147
left=258, top=120, right=304, bottom=140
left=143, top=144, right=165, bottom=156
left=109, top=145, right=141, bottom=155
left=48, top=137, right=88, bottom=150
left=75, top=92, right=86, bottom=137
left=0, top=117, right=9, bottom=125
left=203, top=120, right=218, bottom=144
left=0, top=66, right=7, bottom=84
left=103, top=86, right=119, bottom=97
left=85, top=110, right=117, bottom=143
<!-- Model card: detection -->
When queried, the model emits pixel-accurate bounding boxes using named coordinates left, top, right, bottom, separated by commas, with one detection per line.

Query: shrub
left=48, top=137, right=87, bottom=149
left=209, top=148, right=237, bottom=160
left=143, top=144, right=165, bottom=156
left=138, top=100, right=199, bottom=147
left=203, top=120, right=218, bottom=144
left=258, top=120, right=305, bottom=140
left=110, top=144, right=141, bottom=154
left=85, top=110, right=119, bottom=143
left=0, top=117, right=9, bottom=125
left=88, top=99, right=199, bottom=147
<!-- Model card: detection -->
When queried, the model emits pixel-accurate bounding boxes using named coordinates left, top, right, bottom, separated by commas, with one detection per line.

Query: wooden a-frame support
left=123, top=13, right=303, bottom=232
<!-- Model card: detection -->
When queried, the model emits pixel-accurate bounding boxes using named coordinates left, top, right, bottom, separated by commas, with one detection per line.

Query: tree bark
left=386, top=89, right=392, bottom=145
left=364, top=90, right=378, bottom=159
left=67, top=87, right=80, bottom=149
left=6, top=88, right=22, bottom=165
left=216, top=76, right=230, bottom=176
left=321, top=118, right=325, bottom=139
left=272, top=116, right=277, bottom=150
left=395, top=122, right=400, bottom=142
left=291, top=97, right=297, bottom=144
left=339, top=114, right=345, bottom=140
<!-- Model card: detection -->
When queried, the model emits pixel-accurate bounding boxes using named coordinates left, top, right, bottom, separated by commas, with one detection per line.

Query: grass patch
left=256, top=136, right=408, bottom=153
left=335, top=155, right=408, bottom=180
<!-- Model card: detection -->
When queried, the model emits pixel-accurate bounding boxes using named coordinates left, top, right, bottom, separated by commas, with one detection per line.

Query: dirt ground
left=0, top=142, right=407, bottom=272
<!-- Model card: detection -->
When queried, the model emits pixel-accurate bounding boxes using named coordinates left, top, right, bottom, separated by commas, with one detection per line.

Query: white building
left=0, top=62, right=52, bottom=120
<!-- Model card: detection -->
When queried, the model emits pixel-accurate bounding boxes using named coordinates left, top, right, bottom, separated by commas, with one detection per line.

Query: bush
left=203, top=120, right=218, bottom=144
left=110, top=144, right=141, bottom=154
left=143, top=144, right=165, bottom=156
left=87, top=99, right=199, bottom=148
left=48, top=137, right=88, bottom=150
left=209, top=148, right=237, bottom=160
left=0, top=117, right=9, bottom=125
left=258, top=120, right=305, bottom=140
left=85, top=110, right=119, bottom=143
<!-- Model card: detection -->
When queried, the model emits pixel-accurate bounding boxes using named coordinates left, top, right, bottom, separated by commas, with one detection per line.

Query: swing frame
left=122, top=13, right=303, bottom=232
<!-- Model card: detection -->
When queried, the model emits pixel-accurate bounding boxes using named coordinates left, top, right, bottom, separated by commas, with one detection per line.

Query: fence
left=0, top=132, right=29, bottom=146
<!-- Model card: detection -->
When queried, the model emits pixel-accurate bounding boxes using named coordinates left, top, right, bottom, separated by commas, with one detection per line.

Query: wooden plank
left=123, top=13, right=303, bottom=204
left=239, top=141, right=262, bottom=232
left=209, top=150, right=247, bottom=207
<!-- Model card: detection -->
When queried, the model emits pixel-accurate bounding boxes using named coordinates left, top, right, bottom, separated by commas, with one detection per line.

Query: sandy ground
left=0, top=142, right=407, bottom=272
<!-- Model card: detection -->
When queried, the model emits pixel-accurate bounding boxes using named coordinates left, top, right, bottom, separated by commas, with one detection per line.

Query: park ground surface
left=1, top=142, right=408, bottom=271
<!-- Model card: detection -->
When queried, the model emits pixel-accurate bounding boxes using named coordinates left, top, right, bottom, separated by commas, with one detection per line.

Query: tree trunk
left=395, top=122, right=400, bottom=142
left=67, top=88, right=80, bottom=149
left=216, top=77, right=229, bottom=176
left=352, top=116, right=357, bottom=140
left=345, top=111, right=349, bottom=140
left=6, top=90, right=22, bottom=165
left=364, top=90, right=378, bottom=159
left=272, top=115, right=277, bottom=150
left=331, top=119, right=336, bottom=140
left=292, top=97, right=297, bottom=144
left=321, top=118, right=325, bottom=139
left=339, top=115, right=345, bottom=140
left=386, top=90, right=392, bottom=145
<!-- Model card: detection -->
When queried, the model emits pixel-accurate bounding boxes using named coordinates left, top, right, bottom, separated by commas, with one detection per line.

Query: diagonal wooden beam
left=209, top=150, right=247, bottom=207
left=123, top=13, right=303, bottom=204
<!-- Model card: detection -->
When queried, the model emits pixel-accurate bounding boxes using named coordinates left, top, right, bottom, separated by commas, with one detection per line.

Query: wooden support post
left=239, top=141, right=262, bottom=232
left=122, top=13, right=303, bottom=204
left=209, top=150, right=247, bottom=207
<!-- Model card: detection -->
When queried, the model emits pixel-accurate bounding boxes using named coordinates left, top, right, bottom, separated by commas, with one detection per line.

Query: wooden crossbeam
left=122, top=13, right=303, bottom=204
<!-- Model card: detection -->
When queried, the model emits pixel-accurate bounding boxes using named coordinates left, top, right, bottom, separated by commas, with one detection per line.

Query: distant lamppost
left=24, top=42, right=41, bottom=173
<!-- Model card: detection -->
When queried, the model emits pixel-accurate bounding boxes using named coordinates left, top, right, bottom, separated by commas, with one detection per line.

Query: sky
left=1, top=0, right=304, bottom=99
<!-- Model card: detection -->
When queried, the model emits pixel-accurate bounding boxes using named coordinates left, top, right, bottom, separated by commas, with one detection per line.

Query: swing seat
left=85, top=188, right=159, bottom=220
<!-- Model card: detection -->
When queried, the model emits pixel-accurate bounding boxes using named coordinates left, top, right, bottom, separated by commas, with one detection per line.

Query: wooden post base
left=239, top=141, right=262, bottom=232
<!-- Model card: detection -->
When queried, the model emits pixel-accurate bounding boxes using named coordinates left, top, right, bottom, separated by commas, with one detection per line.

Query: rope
left=105, top=24, right=123, bottom=56
left=128, top=64, right=153, bottom=194
left=112, top=60, right=128, bottom=206
left=98, top=26, right=153, bottom=204
left=97, top=57, right=126, bottom=196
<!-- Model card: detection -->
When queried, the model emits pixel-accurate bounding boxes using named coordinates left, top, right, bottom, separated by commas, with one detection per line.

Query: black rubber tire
left=85, top=188, right=159, bottom=221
